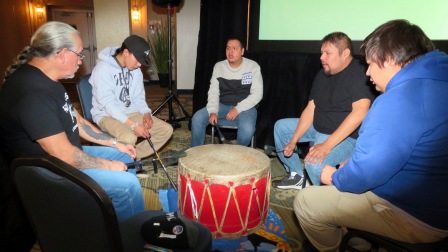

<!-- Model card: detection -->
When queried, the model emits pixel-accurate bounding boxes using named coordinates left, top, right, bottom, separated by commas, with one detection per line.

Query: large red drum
left=178, top=144, right=271, bottom=239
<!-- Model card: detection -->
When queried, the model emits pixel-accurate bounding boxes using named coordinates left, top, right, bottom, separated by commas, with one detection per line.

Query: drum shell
left=178, top=144, right=271, bottom=239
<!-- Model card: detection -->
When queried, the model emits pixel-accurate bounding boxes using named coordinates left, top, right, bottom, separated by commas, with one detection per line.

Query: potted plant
left=148, top=21, right=172, bottom=87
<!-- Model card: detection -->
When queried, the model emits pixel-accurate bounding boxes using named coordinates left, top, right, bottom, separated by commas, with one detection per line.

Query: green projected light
left=259, top=0, right=448, bottom=41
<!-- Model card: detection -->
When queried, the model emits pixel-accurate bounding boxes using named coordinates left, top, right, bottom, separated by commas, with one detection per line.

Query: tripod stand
left=152, top=4, right=190, bottom=129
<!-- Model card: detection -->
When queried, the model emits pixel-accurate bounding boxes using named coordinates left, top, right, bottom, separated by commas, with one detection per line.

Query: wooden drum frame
left=178, top=144, right=271, bottom=239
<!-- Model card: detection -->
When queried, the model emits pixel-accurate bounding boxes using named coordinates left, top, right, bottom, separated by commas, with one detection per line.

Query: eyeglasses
left=67, top=48, right=86, bottom=60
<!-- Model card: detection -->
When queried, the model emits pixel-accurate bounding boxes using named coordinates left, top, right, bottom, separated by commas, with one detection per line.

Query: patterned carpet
left=69, top=85, right=305, bottom=251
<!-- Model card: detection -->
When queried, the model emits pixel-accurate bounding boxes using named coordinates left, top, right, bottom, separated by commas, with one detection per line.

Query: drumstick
left=125, top=160, right=143, bottom=168
left=265, top=144, right=341, bottom=167
left=264, top=145, right=302, bottom=154
left=214, top=125, right=226, bottom=142
left=125, top=152, right=186, bottom=168
left=146, top=137, right=178, bottom=191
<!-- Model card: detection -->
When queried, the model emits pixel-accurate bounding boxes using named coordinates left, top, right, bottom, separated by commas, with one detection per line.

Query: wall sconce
left=33, top=0, right=46, bottom=20
left=36, top=7, right=44, bottom=20
left=132, top=6, right=140, bottom=22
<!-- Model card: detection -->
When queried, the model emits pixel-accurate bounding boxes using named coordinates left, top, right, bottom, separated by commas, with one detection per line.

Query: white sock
left=290, top=172, right=297, bottom=177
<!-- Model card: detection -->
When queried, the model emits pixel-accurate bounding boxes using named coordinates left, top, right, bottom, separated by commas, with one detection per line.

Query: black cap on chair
left=141, top=211, right=198, bottom=249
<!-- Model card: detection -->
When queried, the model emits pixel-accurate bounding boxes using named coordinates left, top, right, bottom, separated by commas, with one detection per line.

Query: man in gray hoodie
left=90, top=35, right=173, bottom=161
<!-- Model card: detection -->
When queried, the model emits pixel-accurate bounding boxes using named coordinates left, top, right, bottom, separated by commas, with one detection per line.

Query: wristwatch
left=130, top=122, right=139, bottom=131
left=111, top=138, right=118, bottom=147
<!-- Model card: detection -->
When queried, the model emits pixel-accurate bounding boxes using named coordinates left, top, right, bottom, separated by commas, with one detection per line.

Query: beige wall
left=93, top=0, right=153, bottom=81
left=93, top=0, right=131, bottom=53
left=177, top=0, right=200, bottom=90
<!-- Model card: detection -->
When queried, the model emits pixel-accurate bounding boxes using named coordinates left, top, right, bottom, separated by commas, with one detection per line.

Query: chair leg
left=302, top=169, right=314, bottom=189
left=302, top=169, right=308, bottom=189
left=211, top=126, right=255, bottom=147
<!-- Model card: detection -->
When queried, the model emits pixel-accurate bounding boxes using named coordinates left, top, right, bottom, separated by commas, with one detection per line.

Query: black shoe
left=272, top=174, right=303, bottom=189
left=302, top=240, right=319, bottom=252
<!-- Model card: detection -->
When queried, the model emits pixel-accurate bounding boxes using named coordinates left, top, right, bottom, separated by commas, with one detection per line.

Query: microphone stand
left=152, top=4, right=190, bottom=129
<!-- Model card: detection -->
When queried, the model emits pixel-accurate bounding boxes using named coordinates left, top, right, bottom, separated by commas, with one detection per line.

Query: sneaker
left=272, top=174, right=303, bottom=189
left=272, top=173, right=291, bottom=182
left=135, top=165, right=150, bottom=178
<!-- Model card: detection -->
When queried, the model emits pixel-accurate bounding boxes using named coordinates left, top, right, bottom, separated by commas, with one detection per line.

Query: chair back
left=76, top=73, right=93, bottom=121
left=340, top=229, right=448, bottom=252
left=12, top=155, right=124, bottom=252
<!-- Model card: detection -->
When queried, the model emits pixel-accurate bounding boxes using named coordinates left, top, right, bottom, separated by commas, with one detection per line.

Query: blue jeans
left=191, top=104, right=257, bottom=147
left=274, top=118, right=356, bottom=185
left=81, top=146, right=144, bottom=222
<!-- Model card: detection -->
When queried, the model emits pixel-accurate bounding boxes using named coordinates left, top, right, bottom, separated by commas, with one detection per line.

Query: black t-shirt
left=309, top=58, right=376, bottom=139
left=0, top=64, right=81, bottom=161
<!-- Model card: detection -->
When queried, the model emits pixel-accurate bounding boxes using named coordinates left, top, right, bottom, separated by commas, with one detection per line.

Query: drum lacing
left=187, top=182, right=199, bottom=219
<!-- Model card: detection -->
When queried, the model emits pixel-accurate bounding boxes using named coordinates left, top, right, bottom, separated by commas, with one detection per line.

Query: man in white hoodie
left=90, top=35, right=173, bottom=161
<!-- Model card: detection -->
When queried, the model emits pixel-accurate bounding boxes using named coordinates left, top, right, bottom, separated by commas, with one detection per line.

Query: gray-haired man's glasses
left=67, top=49, right=86, bottom=60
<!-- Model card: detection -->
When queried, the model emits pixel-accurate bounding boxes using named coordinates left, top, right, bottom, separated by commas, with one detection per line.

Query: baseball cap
left=141, top=212, right=199, bottom=249
left=123, top=35, right=150, bottom=66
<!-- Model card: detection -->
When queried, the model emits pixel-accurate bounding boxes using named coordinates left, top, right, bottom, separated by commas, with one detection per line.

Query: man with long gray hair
left=0, top=21, right=145, bottom=250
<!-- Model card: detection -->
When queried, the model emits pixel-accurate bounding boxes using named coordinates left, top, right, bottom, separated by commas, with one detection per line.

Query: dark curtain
left=193, top=0, right=249, bottom=114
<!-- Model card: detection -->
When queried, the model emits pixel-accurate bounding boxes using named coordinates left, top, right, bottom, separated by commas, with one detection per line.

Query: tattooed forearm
left=79, top=120, right=112, bottom=141
left=72, top=148, right=104, bottom=169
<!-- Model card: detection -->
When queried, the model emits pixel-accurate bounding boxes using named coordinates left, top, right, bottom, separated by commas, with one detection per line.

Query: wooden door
left=51, top=9, right=97, bottom=80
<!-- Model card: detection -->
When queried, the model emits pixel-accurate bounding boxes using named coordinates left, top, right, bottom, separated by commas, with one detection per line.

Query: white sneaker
left=272, top=174, right=303, bottom=189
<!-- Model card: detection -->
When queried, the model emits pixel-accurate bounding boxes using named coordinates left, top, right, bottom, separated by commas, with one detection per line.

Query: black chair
left=76, top=73, right=94, bottom=121
left=339, top=229, right=448, bottom=252
left=12, top=155, right=212, bottom=252
left=0, top=151, right=36, bottom=251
